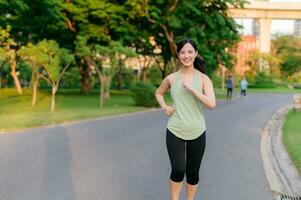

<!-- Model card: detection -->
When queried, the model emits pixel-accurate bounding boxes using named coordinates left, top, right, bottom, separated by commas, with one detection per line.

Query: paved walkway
left=0, top=93, right=293, bottom=200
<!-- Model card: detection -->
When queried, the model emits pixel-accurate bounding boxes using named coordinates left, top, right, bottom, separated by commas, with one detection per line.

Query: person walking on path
left=226, top=75, right=234, bottom=101
left=155, top=38, right=216, bottom=200
left=240, top=77, right=248, bottom=98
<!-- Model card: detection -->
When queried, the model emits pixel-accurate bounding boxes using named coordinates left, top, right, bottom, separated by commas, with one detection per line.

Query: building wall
left=294, top=20, right=301, bottom=37
left=234, top=35, right=258, bottom=75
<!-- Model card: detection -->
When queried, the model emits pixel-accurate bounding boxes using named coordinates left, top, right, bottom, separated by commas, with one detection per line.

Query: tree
left=0, top=26, right=23, bottom=94
left=245, top=50, right=281, bottom=77
left=18, top=40, right=74, bottom=111
left=96, top=41, right=136, bottom=101
left=0, top=0, right=72, bottom=48
left=64, top=0, right=132, bottom=94
left=36, top=40, right=74, bottom=112
left=130, top=0, right=247, bottom=76
left=273, top=35, right=301, bottom=76
left=74, top=36, right=136, bottom=108
left=18, top=43, right=45, bottom=106
left=0, top=58, right=5, bottom=89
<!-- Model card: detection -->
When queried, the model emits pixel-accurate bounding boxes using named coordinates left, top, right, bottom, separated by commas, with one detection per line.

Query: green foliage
left=281, top=54, right=301, bottom=76
left=0, top=47, right=6, bottom=61
left=0, top=26, right=17, bottom=61
left=111, top=68, right=135, bottom=89
left=18, top=62, right=31, bottom=83
left=249, top=72, right=275, bottom=88
left=1, top=0, right=248, bottom=88
left=60, top=67, right=81, bottom=88
left=244, top=71, right=256, bottom=85
left=283, top=111, right=301, bottom=175
left=131, top=81, right=157, bottom=107
left=273, top=35, right=301, bottom=76
left=134, top=0, right=247, bottom=76
left=18, top=40, right=74, bottom=84
left=148, top=65, right=161, bottom=87
left=211, top=73, right=223, bottom=89
left=0, top=0, right=69, bottom=47
left=245, top=50, right=281, bottom=77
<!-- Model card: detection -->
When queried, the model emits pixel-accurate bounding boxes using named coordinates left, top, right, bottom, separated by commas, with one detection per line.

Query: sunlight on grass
left=0, top=88, right=149, bottom=132
left=283, top=110, right=301, bottom=175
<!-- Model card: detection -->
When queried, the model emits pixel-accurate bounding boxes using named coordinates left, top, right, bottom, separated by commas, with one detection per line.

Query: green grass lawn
left=248, top=87, right=301, bottom=93
left=213, top=87, right=301, bottom=100
left=0, top=88, right=152, bottom=132
left=214, top=87, right=301, bottom=95
left=283, top=110, right=301, bottom=175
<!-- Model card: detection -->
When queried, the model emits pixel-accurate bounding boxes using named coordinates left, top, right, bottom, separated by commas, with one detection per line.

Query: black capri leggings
left=166, top=129, right=206, bottom=185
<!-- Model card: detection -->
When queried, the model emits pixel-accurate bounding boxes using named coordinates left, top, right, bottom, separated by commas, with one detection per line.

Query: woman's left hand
left=181, top=81, right=194, bottom=92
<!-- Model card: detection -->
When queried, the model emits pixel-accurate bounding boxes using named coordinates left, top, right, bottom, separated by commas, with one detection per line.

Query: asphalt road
left=0, top=93, right=293, bottom=200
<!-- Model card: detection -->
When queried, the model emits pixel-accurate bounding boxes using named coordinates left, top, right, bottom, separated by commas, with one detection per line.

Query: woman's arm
left=155, top=75, right=175, bottom=115
left=181, top=74, right=216, bottom=110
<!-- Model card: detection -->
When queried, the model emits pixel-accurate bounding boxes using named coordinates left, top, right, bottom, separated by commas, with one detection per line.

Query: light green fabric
left=167, top=69, right=206, bottom=140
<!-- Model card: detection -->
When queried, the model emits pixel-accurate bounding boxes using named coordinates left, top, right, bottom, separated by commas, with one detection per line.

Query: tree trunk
left=161, top=25, right=177, bottom=58
left=170, top=58, right=178, bottom=72
left=79, top=62, right=90, bottom=95
left=160, top=65, right=167, bottom=80
left=104, top=76, right=112, bottom=100
left=116, top=58, right=127, bottom=90
left=100, top=75, right=105, bottom=108
left=51, top=86, right=57, bottom=112
left=94, top=65, right=104, bottom=108
left=10, top=60, right=23, bottom=95
left=140, top=68, right=148, bottom=81
left=116, top=68, right=123, bottom=90
left=32, top=78, right=38, bottom=107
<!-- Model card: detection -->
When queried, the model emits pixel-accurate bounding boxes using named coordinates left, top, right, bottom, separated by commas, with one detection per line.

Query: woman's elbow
left=207, top=101, right=216, bottom=110
left=155, top=91, right=163, bottom=98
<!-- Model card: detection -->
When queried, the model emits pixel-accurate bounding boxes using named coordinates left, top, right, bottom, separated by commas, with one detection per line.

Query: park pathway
left=0, top=93, right=293, bottom=200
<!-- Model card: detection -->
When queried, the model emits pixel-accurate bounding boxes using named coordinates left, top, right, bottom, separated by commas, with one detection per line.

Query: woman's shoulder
left=165, top=71, right=178, bottom=81
left=163, top=71, right=178, bottom=86
left=197, top=71, right=209, bottom=81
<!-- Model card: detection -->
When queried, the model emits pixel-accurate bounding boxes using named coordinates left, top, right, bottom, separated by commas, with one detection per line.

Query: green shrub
left=248, top=84, right=276, bottom=88
left=251, top=72, right=275, bottom=88
left=211, top=73, right=223, bottom=89
left=148, top=65, right=162, bottom=87
left=131, top=81, right=158, bottom=107
left=111, top=68, right=135, bottom=89
left=292, top=83, right=301, bottom=89
left=60, top=67, right=81, bottom=88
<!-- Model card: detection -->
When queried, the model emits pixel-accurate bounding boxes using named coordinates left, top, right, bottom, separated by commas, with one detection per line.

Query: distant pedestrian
left=226, top=75, right=234, bottom=101
left=240, top=77, right=248, bottom=98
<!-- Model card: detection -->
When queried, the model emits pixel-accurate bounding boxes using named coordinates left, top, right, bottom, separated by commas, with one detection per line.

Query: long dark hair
left=176, top=38, right=206, bottom=74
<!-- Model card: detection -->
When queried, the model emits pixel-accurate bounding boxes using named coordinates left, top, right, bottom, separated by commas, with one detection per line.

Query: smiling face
left=177, top=42, right=198, bottom=68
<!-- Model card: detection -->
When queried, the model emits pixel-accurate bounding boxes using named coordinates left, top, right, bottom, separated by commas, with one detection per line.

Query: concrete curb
left=261, top=105, right=301, bottom=199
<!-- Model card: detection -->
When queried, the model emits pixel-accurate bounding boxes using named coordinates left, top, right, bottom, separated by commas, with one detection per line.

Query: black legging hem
left=166, top=129, right=206, bottom=186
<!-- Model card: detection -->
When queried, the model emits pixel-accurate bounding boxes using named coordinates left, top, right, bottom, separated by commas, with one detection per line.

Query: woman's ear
left=195, top=51, right=198, bottom=57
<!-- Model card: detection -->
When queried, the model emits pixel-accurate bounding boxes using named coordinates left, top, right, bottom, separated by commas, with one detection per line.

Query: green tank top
left=167, top=69, right=206, bottom=140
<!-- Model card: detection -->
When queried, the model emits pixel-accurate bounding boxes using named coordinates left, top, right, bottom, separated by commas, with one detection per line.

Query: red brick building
left=234, top=35, right=258, bottom=75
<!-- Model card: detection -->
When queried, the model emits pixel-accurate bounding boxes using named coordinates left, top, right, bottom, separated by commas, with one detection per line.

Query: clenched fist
left=163, top=105, right=175, bottom=116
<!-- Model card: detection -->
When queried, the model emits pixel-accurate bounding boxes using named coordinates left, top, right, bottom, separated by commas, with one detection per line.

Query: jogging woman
left=155, top=38, right=216, bottom=200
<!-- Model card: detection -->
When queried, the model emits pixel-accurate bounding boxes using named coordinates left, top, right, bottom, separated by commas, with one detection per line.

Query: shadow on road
left=40, top=127, right=75, bottom=200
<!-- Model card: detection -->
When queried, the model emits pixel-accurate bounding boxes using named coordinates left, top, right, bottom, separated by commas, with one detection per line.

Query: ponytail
left=194, top=56, right=206, bottom=74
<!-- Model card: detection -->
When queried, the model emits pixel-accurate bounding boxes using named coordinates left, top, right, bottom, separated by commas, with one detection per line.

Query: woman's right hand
left=163, top=105, right=175, bottom=116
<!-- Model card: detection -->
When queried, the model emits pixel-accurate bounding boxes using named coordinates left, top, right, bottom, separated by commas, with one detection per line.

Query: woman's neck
left=180, top=66, right=195, bottom=74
